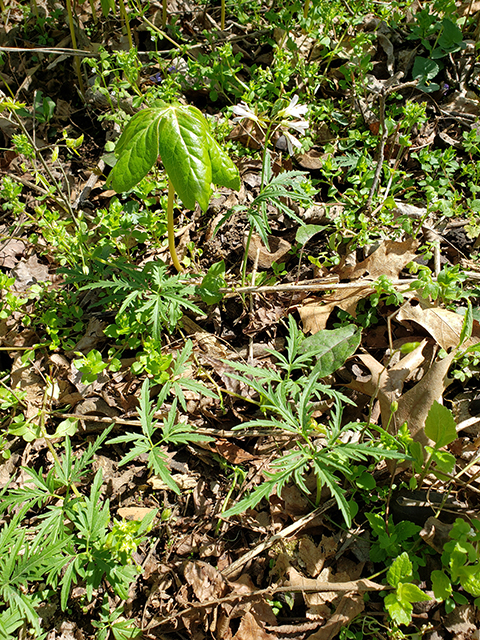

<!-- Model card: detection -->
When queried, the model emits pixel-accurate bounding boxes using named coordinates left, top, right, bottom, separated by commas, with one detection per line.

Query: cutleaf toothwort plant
left=222, top=316, right=408, bottom=527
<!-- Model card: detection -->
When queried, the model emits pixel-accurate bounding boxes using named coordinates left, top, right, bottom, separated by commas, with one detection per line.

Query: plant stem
left=221, top=0, right=225, bottom=30
left=162, top=0, right=167, bottom=27
left=65, top=0, right=85, bottom=95
left=167, top=179, right=183, bottom=272
left=118, top=0, right=133, bottom=49
left=303, top=0, right=310, bottom=20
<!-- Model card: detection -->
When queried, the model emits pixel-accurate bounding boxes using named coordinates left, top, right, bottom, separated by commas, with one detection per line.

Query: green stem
left=303, top=0, right=310, bottom=20
left=221, top=0, right=225, bottom=30
left=167, top=179, right=183, bottom=272
left=118, top=0, right=133, bottom=49
left=162, top=0, right=167, bottom=28
left=65, top=0, right=85, bottom=95
left=241, top=226, right=253, bottom=286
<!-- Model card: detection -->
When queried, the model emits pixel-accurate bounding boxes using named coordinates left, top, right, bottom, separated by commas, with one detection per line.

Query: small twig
left=366, top=88, right=387, bottom=212
left=144, top=574, right=386, bottom=634
left=221, top=499, right=336, bottom=579
left=220, top=277, right=418, bottom=298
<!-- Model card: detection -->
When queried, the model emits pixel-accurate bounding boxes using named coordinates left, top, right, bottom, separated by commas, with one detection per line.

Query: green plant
left=131, top=339, right=218, bottom=409
left=0, top=427, right=155, bottom=637
left=92, top=596, right=142, bottom=640
left=408, top=263, right=468, bottom=305
left=79, top=259, right=203, bottom=343
left=432, top=517, right=480, bottom=612
left=108, top=378, right=214, bottom=493
left=384, top=552, right=431, bottom=626
left=222, top=316, right=408, bottom=526
left=106, top=101, right=240, bottom=271
left=367, top=513, right=423, bottom=566
left=73, top=349, right=112, bottom=385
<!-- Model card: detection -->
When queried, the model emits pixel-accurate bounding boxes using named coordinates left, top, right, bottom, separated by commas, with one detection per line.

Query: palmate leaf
left=107, top=102, right=240, bottom=210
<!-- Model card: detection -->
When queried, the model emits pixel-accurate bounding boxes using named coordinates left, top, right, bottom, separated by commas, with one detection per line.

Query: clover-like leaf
left=107, top=102, right=240, bottom=211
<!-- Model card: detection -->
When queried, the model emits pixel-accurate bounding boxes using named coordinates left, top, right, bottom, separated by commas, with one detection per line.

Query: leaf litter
left=1, top=1, right=480, bottom=638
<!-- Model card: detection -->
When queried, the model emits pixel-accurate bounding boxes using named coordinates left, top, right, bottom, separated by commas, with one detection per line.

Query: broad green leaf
left=387, top=552, right=412, bottom=588
left=300, top=325, right=361, bottom=378
left=296, top=224, right=327, bottom=246
left=431, top=570, right=452, bottom=600
left=424, top=401, right=457, bottom=449
left=397, top=582, right=431, bottom=603
left=108, top=109, right=163, bottom=193
left=460, top=566, right=480, bottom=597
left=53, top=418, right=78, bottom=439
left=413, top=57, right=440, bottom=82
left=384, top=593, right=412, bottom=625
left=366, top=512, right=387, bottom=538
left=107, top=103, right=240, bottom=211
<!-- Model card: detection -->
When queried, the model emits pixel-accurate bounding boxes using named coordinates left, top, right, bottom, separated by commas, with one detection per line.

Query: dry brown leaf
left=247, top=234, right=291, bottom=269
left=335, top=238, right=419, bottom=280
left=232, top=611, right=277, bottom=640
left=298, top=538, right=326, bottom=577
left=298, top=287, right=373, bottom=333
left=346, top=341, right=429, bottom=428
left=306, top=593, right=364, bottom=640
left=184, top=561, right=229, bottom=601
left=12, top=255, right=50, bottom=290
left=397, top=299, right=480, bottom=350
left=393, top=350, right=456, bottom=445
left=216, top=440, right=255, bottom=464
left=0, top=238, right=28, bottom=269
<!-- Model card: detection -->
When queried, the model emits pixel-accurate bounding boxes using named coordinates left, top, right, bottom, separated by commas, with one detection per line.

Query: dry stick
left=220, top=277, right=415, bottom=298
left=220, top=499, right=336, bottom=579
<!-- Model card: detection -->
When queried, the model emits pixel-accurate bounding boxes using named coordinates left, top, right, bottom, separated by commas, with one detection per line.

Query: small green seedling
left=410, top=401, right=458, bottom=484
left=432, top=518, right=480, bottom=613
left=384, top=552, right=431, bottom=626
left=107, top=101, right=240, bottom=271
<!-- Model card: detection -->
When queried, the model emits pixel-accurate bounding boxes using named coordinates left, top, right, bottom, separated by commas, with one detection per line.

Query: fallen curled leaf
left=232, top=611, right=277, bottom=640
left=397, top=299, right=480, bottom=351
left=246, top=234, right=291, bottom=269
left=298, top=287, right=373, bottom=333
left=184, top=561, right=229, bottom=601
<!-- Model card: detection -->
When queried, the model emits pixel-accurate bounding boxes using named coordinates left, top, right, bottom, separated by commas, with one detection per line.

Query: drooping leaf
left=107, top=103, right=240, bottom=211
left=107, top=109, right=163, bottom=193
left=300, top=325, right=361, bottom=378
left=196, top=260, right=226, bottom=305
left=397, top=582, right=431, bottom=604
left=424, top=400, right=457, bottom=449
left=384, top=593, right=412, bottom=625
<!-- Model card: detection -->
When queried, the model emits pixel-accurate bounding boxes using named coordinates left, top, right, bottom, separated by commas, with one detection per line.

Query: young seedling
left=107, top=101, right=240, bottom=271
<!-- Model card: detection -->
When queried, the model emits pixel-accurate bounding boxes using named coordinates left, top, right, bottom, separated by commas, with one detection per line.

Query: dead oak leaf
left=397, top=299, right=480, bottom=351
left=335, top=238, right=419, bottom=281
